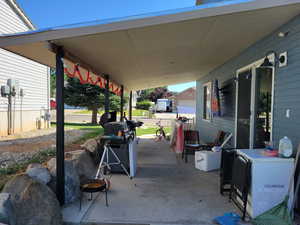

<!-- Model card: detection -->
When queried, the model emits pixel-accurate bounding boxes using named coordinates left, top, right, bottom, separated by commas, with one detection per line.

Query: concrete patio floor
left=64, top=136, right=236, bottom=225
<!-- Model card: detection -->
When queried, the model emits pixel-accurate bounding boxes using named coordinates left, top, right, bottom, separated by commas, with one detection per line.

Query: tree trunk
left=91, top=108, right=98, bottom=124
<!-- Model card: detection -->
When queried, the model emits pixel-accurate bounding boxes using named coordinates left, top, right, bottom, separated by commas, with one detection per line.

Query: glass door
left=253, top=68, right=273, bottom=148
left=235, top=66, right=274, bottom=149
left=236, top=70, right=252, bottom=149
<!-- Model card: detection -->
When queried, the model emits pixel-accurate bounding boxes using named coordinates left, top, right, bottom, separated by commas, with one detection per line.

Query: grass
left=73, top=109, right=151, bottom=117
left=73, top=109, right=98, bottom=114
left=130, top=109, right=151, bottom=117
left=136, top=127, right=171, bottom=136
left=51, top=122, right=103, bottom=143
left=0, top=122, right=104, bottom=191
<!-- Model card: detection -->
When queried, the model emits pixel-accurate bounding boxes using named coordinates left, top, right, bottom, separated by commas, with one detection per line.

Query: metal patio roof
left=1, top=0, right=300, bottom=90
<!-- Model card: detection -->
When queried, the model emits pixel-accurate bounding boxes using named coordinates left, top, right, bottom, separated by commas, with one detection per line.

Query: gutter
left=5, top=0, right=36, bottom=30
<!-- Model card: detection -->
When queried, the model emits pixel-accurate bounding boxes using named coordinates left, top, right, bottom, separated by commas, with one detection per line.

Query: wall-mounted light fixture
left=278, top=31, right=289, bottom=38
left=260, top=50, right=286, bottom=68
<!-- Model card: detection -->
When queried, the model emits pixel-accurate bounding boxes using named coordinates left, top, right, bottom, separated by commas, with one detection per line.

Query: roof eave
left=1, top=0, right=300, bottom=47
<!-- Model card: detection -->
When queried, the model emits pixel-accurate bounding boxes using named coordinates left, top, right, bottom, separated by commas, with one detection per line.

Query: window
left=203, top=82, right=212, bottom=121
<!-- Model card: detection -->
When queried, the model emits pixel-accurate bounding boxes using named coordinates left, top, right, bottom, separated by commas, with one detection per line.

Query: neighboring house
left=0, top=0, right=50, bottom=136
left=196, top=3, right=300, bottom=150
left=174, top=87, right=196, bottom=114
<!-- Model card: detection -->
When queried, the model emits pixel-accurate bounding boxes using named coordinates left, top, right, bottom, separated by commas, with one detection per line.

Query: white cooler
left=195, top=151, right=221, bottom=171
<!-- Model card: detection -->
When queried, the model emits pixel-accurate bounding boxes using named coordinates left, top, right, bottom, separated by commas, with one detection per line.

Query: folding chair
left=220, top=148, right=236, bottom=195
left=229, top=154, right=251, bottom=221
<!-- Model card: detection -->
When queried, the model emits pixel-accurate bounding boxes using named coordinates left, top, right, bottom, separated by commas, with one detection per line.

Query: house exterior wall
left=174, top=87, right=196, bottom=114
left=177, top=99, right=196, bottom=114
left=0, top=0, right=50, bottom=136
left=196, top=14, right=300, bottom=149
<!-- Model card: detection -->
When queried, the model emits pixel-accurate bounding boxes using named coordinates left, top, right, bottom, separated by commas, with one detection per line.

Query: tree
left=64, top=77, right=127, bottom=124
left=50, top=68, right=68, bottom=98
left=136, top=100, right=152, bottom=110
left=137, top=86, right=174, bottom=103
left=64, top=77, right=105, bottom=124
left=137, top=88, right=154, bottom=102
left=98, top=92, right=128, bottom=112
left=50, top=68, right=56, bottom=98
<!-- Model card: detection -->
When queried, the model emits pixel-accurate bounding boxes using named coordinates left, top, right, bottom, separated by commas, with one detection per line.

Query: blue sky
left=17, top=0, right=197, bottom=92
left=168, top=82, right=196, bottom=92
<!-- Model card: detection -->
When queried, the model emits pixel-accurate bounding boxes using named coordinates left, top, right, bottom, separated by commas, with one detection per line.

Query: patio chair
left=220, top=148, right=236, bottom=195
left=229, top=154, right=251, bottom=221
left=182, top=130, right=201, bottom=163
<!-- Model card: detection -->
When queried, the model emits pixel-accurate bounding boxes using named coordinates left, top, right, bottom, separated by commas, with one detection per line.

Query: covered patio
left=1, top=0, right=300, bottom=224
left=63, top=136, right=235, bottom=225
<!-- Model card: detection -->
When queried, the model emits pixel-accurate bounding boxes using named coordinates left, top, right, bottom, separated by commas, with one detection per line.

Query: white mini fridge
left=237, top=149, right=294, bottom=218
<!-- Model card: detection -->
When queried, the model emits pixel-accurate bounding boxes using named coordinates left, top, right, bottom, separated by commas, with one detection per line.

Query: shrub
left=136, top=100, right=152, bottom=110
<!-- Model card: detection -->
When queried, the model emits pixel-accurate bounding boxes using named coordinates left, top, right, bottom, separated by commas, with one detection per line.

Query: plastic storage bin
left=195, top=151, right=221, bottom=171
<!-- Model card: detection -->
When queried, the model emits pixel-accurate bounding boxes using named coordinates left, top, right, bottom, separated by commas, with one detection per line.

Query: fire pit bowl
left=80, top=179, right=109, bottom=208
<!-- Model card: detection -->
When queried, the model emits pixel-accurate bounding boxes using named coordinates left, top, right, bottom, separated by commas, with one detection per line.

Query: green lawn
left=73, top=109, right=150, bottom=117
left=51, top=122, right=103, bottom=144
left=136, top=127, right=171, bottom=136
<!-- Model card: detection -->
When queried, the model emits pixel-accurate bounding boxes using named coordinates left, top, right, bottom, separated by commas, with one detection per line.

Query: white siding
left=0, top=0, right=49, bottom=112
left=0, top=0, right=29, bottom=34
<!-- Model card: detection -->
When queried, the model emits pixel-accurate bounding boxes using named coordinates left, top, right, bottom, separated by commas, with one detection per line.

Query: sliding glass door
left=235, top=67, right=273, bottom=149
left=236, top=70, right=252, bottom=149
left=253, top=68, right=273, bottom=148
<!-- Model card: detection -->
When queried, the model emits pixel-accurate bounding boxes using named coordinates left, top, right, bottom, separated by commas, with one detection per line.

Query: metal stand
left=96, top=141, right=132, bottom=179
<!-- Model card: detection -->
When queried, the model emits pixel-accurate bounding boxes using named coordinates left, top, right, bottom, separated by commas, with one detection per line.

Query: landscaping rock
left=66, top=150, right=97, bottom=183
left=0, top=193, right=16, bottom=225
left=47, top=158, right=80, bottom=204
left=2, top=174, right=62, bottom=225
left=26, top=164, right=51, bottom=184
left=81, top=138, right=99, bottom=157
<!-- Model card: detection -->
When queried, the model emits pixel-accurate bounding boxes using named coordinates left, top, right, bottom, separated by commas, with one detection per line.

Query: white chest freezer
left=237, top=149, right=294, bottom=218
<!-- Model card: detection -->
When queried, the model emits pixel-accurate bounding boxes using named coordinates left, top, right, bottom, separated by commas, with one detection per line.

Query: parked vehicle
left=155, top=99, right=172, bottom=112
